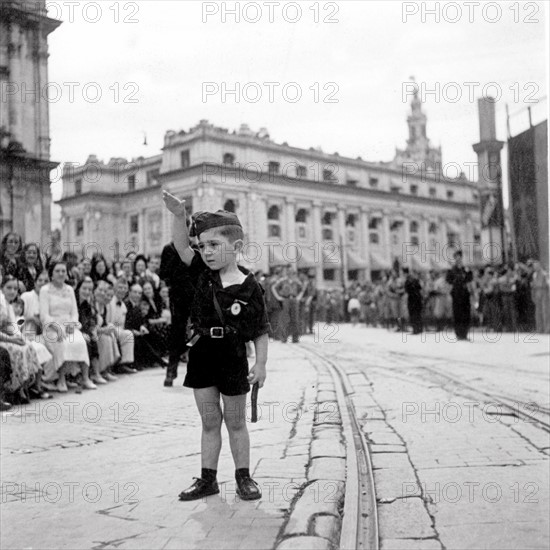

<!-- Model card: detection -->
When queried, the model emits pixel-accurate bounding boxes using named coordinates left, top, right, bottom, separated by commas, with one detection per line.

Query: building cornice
left=56, top=183, right=162, bottom=205
left=164, top=129, right=476, bottom=187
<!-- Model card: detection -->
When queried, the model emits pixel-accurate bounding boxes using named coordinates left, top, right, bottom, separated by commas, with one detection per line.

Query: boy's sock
left=235, top=468, right=250, bottom=481
left=201, top=468, right=217, bottom=483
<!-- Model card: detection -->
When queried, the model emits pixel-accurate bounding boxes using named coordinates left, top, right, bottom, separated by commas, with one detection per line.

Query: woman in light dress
left=39, top=261, right=96, bottom=393
left=0, top=271, right=42, bottom=402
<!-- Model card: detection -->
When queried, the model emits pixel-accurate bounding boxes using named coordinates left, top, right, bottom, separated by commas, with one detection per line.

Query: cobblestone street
left=1, top=326, right=549, bottom=549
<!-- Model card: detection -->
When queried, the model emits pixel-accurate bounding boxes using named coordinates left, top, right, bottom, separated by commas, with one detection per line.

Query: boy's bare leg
left=222, top=392, right=262, bottom=500
left=194, top=387, right=223, bottom=469
left=221, top=393, right=249, bottom=469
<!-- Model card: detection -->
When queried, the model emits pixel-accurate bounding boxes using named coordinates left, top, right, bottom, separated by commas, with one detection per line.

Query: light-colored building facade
left=0, top=0, right=60, bottom=243
left=58, top=95, right=481, bottom=285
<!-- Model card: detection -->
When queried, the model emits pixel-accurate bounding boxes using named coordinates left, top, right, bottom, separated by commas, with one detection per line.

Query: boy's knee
left=223, top=411, right=247, bottom=431
left=200, top=402, right=222, bottom=430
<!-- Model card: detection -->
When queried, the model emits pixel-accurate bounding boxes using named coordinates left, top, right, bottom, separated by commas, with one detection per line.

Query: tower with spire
left=393, top=77, right=442, bottom=170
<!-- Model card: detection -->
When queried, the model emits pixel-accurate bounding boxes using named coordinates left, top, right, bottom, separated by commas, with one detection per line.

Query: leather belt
left=194, top=326, right=237, bottom=338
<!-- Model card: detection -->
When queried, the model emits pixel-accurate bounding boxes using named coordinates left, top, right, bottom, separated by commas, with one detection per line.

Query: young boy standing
left=162, top=190, right=269, bottom=501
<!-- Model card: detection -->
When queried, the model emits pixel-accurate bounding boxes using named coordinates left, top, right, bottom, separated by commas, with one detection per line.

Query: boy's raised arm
left=162, top=190, right=195, bottom=266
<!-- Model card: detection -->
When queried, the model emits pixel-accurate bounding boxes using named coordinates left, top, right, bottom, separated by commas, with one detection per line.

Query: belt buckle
left=210, top=327, right=224, bottom=338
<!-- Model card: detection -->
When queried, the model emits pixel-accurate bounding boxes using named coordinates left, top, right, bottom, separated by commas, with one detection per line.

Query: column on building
left=253, top=194, right=269, bottom=273
left=419, top=214, right=430, bottom=269
left=311, top=201, right=323, bottom=282
left=438, top=215, right=450, bottom=266
left=285, top=198, right=296, bottom=245
left=382, top=209, right=392, bottom=265
left=359, top=206, right=371, bottom=281
left=140, top=207, right=147, bottom=255
left=337, top=206, right=348, bottom=287
left=402, top=214, right=411, bottom=267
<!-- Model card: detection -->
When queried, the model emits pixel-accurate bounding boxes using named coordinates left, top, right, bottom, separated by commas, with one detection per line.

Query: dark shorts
left=183, top=335, right=250, bottom=396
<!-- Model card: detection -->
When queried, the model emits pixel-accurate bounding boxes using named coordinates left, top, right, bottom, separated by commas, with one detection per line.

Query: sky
left=45, top=0, right=548, bottom=218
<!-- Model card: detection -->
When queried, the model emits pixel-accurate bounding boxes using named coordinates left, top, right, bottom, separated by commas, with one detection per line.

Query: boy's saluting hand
left=162, top=190, right=186, bottom=217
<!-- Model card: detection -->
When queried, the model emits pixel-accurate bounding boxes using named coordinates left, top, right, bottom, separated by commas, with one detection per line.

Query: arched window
left=295, top=208, right=308, bottom=240
left=410, top=221, right=419, bottom=233
left=346, top=214, right=357, bottom=227
left=224, top=199, right=236, bottom=213
left=428, top=222, right=437, bottom=234
left=223, top=153, right=235, bottom=165
left=368, top=218, right=380, bottom=230
left=322, top=212, right=333, bottom=225
left=268, top=205, right=280, bottom=221
left=295, top=209, right=307, bottom=223
left=369, top=233, right=379, bottom=244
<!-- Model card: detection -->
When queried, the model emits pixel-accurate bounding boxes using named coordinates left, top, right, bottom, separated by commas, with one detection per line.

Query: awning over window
left=322, top=244, right=342, bottom=266
left=296, top=243, right=318, bottom=268
left=431, top=256, right=450, bottom=272
left=369, top=250, right=392, bottom=270
left=347, top=249, right=368, bottom=270
left=445, top=220, right=461, bottom=234
left=265, top=244, right=287, bottom=266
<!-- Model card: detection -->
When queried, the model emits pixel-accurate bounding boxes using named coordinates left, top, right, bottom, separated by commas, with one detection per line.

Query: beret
left=189, top=210, right=242, bottom=237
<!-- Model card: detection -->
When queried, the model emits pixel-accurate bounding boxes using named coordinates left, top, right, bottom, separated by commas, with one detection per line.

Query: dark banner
left=508, top=127, right=539, bottom=263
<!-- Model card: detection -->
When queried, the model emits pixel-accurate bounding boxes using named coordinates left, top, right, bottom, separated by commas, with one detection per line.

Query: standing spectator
left=146, top=255, right=161, bottom=289
left=347, top=294, right=361, bottom=326
left=120, top=259, right=135, bottom=285
left=91, top=256, right=117, bottom=286
left=39, top=261, right=96, bottom=392
left=404, top=268, right=423, bottom=334
left=480, top=267, right=498, bottom=331
left=160, top=238, right=196, bottom=386
left=265, top=268, right=283, bottom=340
left=531, top=261, right=549, bottom=333
left=498, top=265, right=517, bottom=332
left=134, top=255, right=155, bottom=288
left=0, top=232, right=23, bottom=278
left=18, top=243, right=43, bottom=293
left=304, top=273, right=318, bottom=334
left=432, top=271, right=452, bottom=331
left=106, top=278, right=136, bottom=374
left=446, top=250, right=473, bottom=341
left=387, top=270, right=405, bottom=331
left=272, top=267, right=305, bottom=343
left=515, top=265, right=535, bottom=331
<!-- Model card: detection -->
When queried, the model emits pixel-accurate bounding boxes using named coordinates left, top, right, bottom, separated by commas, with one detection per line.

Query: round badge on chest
left=230, top=302, right=241, bottom=316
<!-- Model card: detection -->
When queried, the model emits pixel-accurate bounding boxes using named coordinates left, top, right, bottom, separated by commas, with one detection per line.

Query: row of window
left=73, top=168, right=161, bottom=195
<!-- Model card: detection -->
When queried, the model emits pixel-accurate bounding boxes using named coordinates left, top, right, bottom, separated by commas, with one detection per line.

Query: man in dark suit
left=404, top=267, right=423, bottom=334
left=160, top=240, right=197, bottom=386
left=446, top=250, right=473, bottom=340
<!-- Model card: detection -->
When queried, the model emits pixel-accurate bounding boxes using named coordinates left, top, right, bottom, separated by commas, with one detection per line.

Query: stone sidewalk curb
left=274, top=362, right=346, bottom=550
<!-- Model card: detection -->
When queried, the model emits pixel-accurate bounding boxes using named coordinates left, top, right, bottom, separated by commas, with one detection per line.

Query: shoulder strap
left=211, top=284, right=226, bottom=324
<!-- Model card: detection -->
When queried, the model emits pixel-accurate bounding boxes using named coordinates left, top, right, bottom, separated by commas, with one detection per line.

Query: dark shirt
left=78, top=299, right=97, bottom=336
left=405, top=275, right=423, bottom=303
left=125, top=300, right=145, bottom=331
left=17, top=265, right=39, bottom=292
left=190, top=252, right=270, bottom=342
left=446, top=266, right=473, bottom=298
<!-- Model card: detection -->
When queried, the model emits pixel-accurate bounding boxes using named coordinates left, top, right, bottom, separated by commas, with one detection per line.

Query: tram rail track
left=299, top=342, right=379, bottom=550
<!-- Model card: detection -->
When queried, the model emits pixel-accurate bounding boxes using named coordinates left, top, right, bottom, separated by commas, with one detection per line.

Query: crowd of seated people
left=0, top=232, right=172, bottom=412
